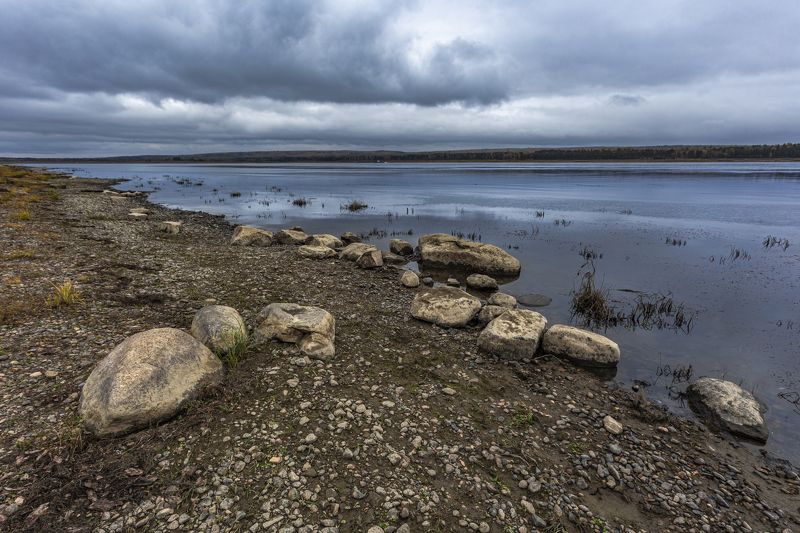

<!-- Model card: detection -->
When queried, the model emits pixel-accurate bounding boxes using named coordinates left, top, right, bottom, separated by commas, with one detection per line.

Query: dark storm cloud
left=0, top=0, right=506, bottom=106
left=0, top=0, right=799, bottom=155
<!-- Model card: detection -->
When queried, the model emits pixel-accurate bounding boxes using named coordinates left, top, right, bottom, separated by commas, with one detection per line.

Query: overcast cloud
left=1, top=0, right=798, bottom=156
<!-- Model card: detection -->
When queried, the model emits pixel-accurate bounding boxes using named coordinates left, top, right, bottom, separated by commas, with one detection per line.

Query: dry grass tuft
left=47, top=280, right=81, bottom=307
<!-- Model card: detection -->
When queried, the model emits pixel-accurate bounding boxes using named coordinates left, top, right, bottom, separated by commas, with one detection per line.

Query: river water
left=38, top=162, right=800, bottom=462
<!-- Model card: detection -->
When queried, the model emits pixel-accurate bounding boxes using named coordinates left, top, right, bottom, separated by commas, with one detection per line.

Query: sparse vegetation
left=292, top=197, right=310, bottom=207
left=763, top=235, right=790, bottom=251
left=46, top=280, right=81, bottom=307
left=570, top=261, right=695, bottom=332
left=214, top=330, right=249, bottom=367
left=510, top=410, right=537, bottom=428
left=341, top=200, right=368, bottom=212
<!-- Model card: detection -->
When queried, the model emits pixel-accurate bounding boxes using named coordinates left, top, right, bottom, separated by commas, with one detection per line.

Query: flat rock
left=517, top=293, right=552, bottom=307
left=305, top=234, right=342, bottom=249
left=477, top=309, right=547, bottom=360
left=190, top=305, right=248, bottom=354
left=276, top=228, right=308, bottom=245
left=389, top=239, right=414, bottom=256
left=79, top=328, right=224, bottom=437
left=466, top=274, right=498, bottom=291
left=231, top=225, right=273, bottom=246
left=298, top=245, right=337, bottom=259
left=687, top=378, right=768, bottom=442
left=488, top=292, right=517, bottom=308
left=410, top=287, right=481, bottom=327
left=542, top=324, right=620, bottom=367
left=400, top=270, right=420, bottom=288
left=418, top=233, right=521, bottom=277
left=254, top=303, right=336, bottom=360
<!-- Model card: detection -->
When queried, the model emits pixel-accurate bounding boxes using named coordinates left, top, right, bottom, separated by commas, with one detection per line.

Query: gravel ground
left=1, top=166, right=798, bottom=532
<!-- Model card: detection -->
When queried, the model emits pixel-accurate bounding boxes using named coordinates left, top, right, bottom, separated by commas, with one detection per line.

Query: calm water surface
left=40, top=162, right=800, bottom=462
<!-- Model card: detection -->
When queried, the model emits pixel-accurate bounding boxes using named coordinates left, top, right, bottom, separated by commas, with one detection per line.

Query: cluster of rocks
left=409, top=286, right=620, bottom=369
left=79, top=302, right=335, bottom=437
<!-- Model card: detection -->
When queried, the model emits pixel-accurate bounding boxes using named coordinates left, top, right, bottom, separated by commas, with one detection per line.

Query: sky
left=1, top=0, right=799, bottom=157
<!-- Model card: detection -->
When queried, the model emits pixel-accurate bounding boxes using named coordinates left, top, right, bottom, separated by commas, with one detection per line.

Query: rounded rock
left=190, top=305, right=248, bottom=354
left=79, top=328, right=225, bottom=437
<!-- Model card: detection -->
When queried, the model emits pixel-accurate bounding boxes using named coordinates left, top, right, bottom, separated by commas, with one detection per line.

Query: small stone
left=305, top=433, right=318, bottom=443
left=603, top=415, right=623, bottom=435
left=442, top=387, right=457, bottom=396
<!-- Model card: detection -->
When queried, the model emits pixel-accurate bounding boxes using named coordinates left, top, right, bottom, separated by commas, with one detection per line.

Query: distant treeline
left=4, top=143, right=800, bottom=163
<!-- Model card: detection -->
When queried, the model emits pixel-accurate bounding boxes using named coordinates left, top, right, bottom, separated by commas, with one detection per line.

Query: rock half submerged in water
left=418, top=233, right=521, bottom=277
left=687, top=378, right=768, bottom=443
left=542, top=324, right=620, bottom=367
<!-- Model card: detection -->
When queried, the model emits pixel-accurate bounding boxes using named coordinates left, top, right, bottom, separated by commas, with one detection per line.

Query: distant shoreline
left=3, top=143, right=800, bottom=164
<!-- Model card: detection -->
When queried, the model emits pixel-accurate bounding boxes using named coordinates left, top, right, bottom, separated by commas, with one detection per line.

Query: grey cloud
left=0, top=0, right=507, bottom=106
left=609, top=94, right=645, bottom=106
left=0, top=0, right=799, bottom=156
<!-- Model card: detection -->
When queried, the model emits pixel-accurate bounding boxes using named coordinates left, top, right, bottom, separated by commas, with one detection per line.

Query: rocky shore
left=1, top=166, right=798, bottom=532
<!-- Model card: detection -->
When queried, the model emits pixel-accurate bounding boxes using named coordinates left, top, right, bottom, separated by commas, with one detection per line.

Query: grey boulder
left=190, top=305, right=248, bottom=354
left=231, top=225, right=273, bottom=246
left=418, top=233, right=521, bottom=277
left=478, top=309, right=547, bottom=360
left=79, top=328, right=224, bottom=437
left=687, top=378, right=768, bottom=442
left=542, top=324, right=620, bottom=367
left=254, top=303, right=336, bottom=360
left=410, top=287, right=481, bottom=327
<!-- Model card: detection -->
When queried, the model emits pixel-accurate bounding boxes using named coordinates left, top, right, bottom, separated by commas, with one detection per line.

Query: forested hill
left=4, top=143, right=800, bottom=163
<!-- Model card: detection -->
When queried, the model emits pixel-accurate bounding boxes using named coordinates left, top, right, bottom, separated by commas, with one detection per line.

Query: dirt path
left=0, top=166, right=798, bottom=532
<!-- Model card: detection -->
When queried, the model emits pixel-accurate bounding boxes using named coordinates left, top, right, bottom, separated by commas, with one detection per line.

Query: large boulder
left=390, top=239, right=414, bottom=256
left=410, top=287, right=481, bottom=327
left=298, top=245, right=337, bottom=259
left=418, top=234, right=521, bottom=277
left=79, top=328, right=225, bottom=437
left=276, top=228, right=308, bottom=245
left=254, top=303, right=335, bottom=360
left=466, top=274, right=498, bottom=291
left=231, top=225, right=273, bottom=246
left=542, top=325, right=620, bottom=367
left=306, top=234, right=342, bottom=249
left=687, top=378, right=768, bottom=442
left=190, top=305, right=248, bottom=354
left=478, top=309, right=547, bottom=360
